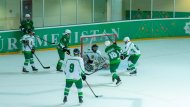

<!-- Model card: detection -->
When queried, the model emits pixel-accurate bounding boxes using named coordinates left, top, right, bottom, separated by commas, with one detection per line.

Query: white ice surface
left=0, top=38, right=190, bottom=107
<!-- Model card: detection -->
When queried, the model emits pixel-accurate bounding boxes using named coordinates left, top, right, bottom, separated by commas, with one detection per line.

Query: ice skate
left=63, top=96, right=67, bottom=103
left=31, top=66, right=38, bottom=71
left=116, top=77, right=122, bottom=86
left=22, top=67, right=29, bottom=73
left=79, top=96, right=83, bottom=104
left=127, top=67, right=132, bottom=71
left=129, top=69, right=137, bottom=76
left=56, top=69, right=63, bottom=72
left=112, top=77, right=115, bottom=82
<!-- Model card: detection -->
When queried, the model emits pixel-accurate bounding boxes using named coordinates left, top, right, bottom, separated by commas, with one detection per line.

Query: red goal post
left=80, top=33, right=117, bottom=57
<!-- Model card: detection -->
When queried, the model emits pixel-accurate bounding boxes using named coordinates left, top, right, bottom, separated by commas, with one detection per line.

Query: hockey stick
left=85, top=67, right=104, bottom=75
left=34, top=35, right=55, bottom=45
left=27, top=44, right=50, bottom=69
left=104, top=33, right=116, bottom=43
left=84, top=80, right=102, bottom=98
left=32, top=52, right=50, bottom=69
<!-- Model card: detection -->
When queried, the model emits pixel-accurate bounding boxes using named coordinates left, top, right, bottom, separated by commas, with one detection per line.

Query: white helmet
left=105, top=41, right=111, bottom=46
left=25, top=14, right=30, bottom=18
left=65, top=29, right=71, bottom=35
left=123, top=37, right=130, bottom=42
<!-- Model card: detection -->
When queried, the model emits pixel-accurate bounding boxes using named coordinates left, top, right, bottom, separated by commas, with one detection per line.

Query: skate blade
left=129, top=73, right=137, bottom=76
left=116, top=81, right=122, bottom=86
left=104, top=83, right=117, bottom=87
left=22, top=72, right=29, bottom=74
left=62, top=102, right=82, bottom=106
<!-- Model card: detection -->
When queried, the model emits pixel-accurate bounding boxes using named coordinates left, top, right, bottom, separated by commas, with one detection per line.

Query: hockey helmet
left=25, top=14, right=30, bottom=18
left=91, top=44, right=98, bottom=53
left=123, top=37, right=130, bottom=42
left=65, top=29, right=71, bottom=35
left=105, top=41, right=111, bottom=46
left=73, top=48, right=80, bottom=56
left=27, top=29, right=33, bottom=34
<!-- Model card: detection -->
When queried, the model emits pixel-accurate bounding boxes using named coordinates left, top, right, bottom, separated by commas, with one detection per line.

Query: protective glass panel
left=61, top=0, right=77, bottom=25
left=153, top=0, right=174, bottom=18
left=131, top=0, right=151, bottom=20
left=44, top=0, right=61, bottom=26
left=175, top=0, right=190, bottom=18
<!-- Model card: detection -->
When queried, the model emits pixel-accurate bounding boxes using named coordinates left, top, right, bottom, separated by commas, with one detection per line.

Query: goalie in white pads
left=120, top=37, right=141, bottom=75
left=63, top=48, right=86, bottom=104
left=83, top=44, right=108, bottom=72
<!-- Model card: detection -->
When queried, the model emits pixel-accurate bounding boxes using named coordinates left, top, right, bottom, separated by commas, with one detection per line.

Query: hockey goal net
left=80, top=33, right=117, bottom=72
left=80, top=33, right=117, bottom=57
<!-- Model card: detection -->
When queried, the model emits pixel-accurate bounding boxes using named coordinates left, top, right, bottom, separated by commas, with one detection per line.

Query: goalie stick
left=85, top=66, right=104, bottom=75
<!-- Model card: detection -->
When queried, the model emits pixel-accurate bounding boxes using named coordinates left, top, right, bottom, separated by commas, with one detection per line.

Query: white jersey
left=124, top=41, right=140, bottom=55
left=20, top=34, right=35, bottom=51
left=65, top=56, right=85, bottom=80
left=85, top=49, right=102, bottom=61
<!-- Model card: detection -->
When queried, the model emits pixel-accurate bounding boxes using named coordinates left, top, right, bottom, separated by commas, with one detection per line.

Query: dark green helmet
left=73, top=48, right=80, bottom=56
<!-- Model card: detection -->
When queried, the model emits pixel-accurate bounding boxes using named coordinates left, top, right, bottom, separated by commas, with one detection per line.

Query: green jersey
left=58, top=34, right=70, bottom=49
left=105, top=44, right=121, bottom=64
left=20, top=19, right=34, bottom=32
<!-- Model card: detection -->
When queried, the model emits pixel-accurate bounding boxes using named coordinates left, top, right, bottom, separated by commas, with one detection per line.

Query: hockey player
left=91, top=44, right=101, bottom=54
left=20, top=14, right=34, bottom=34
left=63, top=48, right=86, bottom=104
left=121, top=37, right=141, bottom=75
left=85, top=44, right=102, bottom=64
left=56, top=29, right=71, bottom=72
left=104, top=41, right=122, bottom=85
left=84, top=44, right=108, bottom=72
left=21, top=29, right=38, bottom=73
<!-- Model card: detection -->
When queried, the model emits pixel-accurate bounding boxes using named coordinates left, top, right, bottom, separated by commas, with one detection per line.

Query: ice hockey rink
left=0, top=37, right=190, bottom=107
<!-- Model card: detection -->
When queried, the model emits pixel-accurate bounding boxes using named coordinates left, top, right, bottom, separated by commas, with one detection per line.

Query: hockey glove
left=62, top=47, right=68, bottom=52
left=81, top=74, right=86, bottom=81
left=20, top=28, right=25, bottom=31
left=120, top=53, right=127, bottom=60
left=62, top=47, right=70, bottom=55
left=113, top=42, right=117, bottom=45
left=66, top=49, right=70, bottom=55
left=31, top=47, right=35, bottom=54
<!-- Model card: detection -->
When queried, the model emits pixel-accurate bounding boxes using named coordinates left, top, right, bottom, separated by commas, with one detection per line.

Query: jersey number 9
left=69, top=63, right=75, bottom=73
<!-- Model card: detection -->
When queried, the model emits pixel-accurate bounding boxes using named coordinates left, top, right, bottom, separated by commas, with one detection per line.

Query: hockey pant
left=110, top=62, right=120, bottom=80
left=128, top=54, right=141, bottom=70
left=56, top=48, right=66, bottom=70
left=64, top=79, right=83, bottom=98
left=23, top=51, right=35, bottom=69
